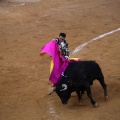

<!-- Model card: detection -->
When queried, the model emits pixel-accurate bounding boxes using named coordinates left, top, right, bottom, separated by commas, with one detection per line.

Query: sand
left=0, top=0, right=120, bottom=120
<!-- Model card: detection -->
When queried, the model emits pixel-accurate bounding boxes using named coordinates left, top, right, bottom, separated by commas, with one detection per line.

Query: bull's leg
left=97, top=73, right=108, bottom=99
left=80, top=90, right=85, bottom=97
left=85, top=83, right=97, bottom=106
left=76, top=90, right=83, bottom=104
left=99, top=81, right=108, bottom=99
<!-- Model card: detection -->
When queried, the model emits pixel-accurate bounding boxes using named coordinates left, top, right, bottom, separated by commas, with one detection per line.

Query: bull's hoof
left=62, top=102, right=68, bottom=105
left=93, top=103, right=98, bottom=108
left=104, top=95, right=109, bottom=100
left=79, top=101, right=83, bottom=105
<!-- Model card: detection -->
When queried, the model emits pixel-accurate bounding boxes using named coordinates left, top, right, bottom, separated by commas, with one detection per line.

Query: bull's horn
left=61, top=72, right=67, bottom=77
left=48, top=86, right=56, bottom=95
left=60, top=84, right=68, bottom=91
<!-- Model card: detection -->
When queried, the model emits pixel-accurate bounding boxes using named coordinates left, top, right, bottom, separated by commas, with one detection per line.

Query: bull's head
left=48, top=84, right=71, bottom=104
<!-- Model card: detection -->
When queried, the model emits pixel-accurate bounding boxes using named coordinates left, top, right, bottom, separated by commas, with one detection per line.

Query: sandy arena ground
left=0, top=0, right=120, bottom=120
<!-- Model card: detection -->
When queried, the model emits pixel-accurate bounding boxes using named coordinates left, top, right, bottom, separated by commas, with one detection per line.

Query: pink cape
left=40, top=39, right=69, bottom=85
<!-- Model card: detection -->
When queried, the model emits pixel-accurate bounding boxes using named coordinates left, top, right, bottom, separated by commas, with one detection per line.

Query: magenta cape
left=40, top=39, right=69, bottom=85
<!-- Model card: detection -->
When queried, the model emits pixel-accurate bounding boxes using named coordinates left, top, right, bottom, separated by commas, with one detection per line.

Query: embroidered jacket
left=56, top=38, right=69, bottom=59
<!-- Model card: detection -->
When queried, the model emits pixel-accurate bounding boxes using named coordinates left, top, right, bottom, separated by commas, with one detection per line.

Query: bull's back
left=65, top=61, right=102, bottom=78
left=69, top=61, right=100, bottom=70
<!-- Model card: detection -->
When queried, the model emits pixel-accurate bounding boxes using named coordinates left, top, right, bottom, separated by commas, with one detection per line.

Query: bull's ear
left=61, top=72, right=67, bottom=77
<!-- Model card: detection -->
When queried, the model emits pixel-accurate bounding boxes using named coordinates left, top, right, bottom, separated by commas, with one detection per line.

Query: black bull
left=49, top=61, right=108, bottom=106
